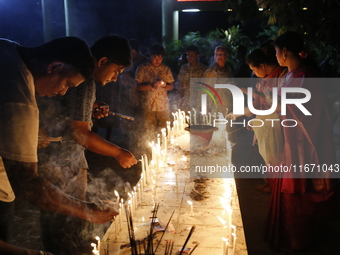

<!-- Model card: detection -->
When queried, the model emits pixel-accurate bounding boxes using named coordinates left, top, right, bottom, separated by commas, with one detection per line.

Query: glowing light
left=217, top=215, right=226, bottom=225
left=114, top=190, right=119, bottom=198
left=302, top=7, right=308, bottom=10
left=258, top=7, right=264, bottom=11
left=227, top=8, right=232, bottom=12
left=182, top=9, right=200, bottom=12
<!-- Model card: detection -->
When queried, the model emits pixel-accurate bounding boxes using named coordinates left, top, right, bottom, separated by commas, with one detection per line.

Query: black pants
left=0, top=200, right=14, bottom=241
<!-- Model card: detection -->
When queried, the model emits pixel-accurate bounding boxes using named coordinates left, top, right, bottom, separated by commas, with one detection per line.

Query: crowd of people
left=0, top=30, right=338, bottom=254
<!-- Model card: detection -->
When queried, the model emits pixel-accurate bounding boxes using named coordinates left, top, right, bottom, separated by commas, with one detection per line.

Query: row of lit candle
left=219, top=179, right=238, bottom=255
left=93, top=108, right=236, bottom=254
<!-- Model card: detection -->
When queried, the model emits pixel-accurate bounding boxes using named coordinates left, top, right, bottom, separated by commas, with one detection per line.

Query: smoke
left=86, top=168, right=133, bottom=206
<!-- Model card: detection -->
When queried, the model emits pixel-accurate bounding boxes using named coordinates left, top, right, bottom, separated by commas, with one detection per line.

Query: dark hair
left=149, top=43, right=165, bottom=56
left=275, top=31, right=305, bottom=56
left=33, top=36, right=95, bottom=80
left=275, top=31, right=321, bottom=73
left=214, top=46, right=228, bottom=54
left=91, top=35, right=132, bottom=68
left=129, top=38, right=140, bottom=52
left=186, top=45, right=199, bottom=55
left=246, top=48, right=278, bottom=67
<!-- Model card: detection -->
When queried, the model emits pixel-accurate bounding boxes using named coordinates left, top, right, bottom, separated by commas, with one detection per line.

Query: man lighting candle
left=37, top=35, right=137, bottom=255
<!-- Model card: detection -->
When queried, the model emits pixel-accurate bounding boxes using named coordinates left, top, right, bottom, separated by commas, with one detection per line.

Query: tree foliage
left=224, top=0, right=340, bottom=74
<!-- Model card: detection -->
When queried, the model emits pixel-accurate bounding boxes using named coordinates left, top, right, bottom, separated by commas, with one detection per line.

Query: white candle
left=133, top=187, right=137, bottom=210
left=95, top=236, right=101, bottom=255
left=121, top=198, right=125, bottom=216
left=187, top=200, right=193, bottom=216
left=181, top=111, right=185, bottom=129
left=140, top=173, right=144, bottom=194
left=127, top=193, right=133, bottom=216
left=232, top=233, right=237, bottom=255
left=149, top=142, right=155, bottom=163
left=208, top=113, right=212, bottom=125
left=119, top=200, right=123, bottom=229
left=138, top=183, right=142, bottom=205
left=157, top=134, right=161, bottom=150
left=114, top=190, right=119, bottom=205
left=174, top=120, right=178, bottom=136
left=144, top=153, right=150, bottom=184
left=114, top=216, right=118, bottom=240
left=141, top=155, right=146, bottom=186
left=166, top=121, right=171, bottom=140
left=162, top=128, right=167, bottom=156
left=222, top=237, right=229, bottom=255
left=128, top=199, right=133, bottom=217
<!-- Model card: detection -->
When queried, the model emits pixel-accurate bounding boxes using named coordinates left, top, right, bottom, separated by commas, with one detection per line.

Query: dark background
left=0, top=0, right=234, bottom=48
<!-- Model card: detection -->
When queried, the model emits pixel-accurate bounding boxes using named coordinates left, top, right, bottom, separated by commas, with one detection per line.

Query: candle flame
left=187, top=200, right=193, bottom=206
left=222, top=237, right=229, bottom=244
left=114, top=190, right=119, bottom=197
left=128, top=192, right=132, bottom=198
left=95, top=236, right=100, bottom=241
left=217, top=215, right=226, bottom=225
left=91, top=243, right=97, bottom=248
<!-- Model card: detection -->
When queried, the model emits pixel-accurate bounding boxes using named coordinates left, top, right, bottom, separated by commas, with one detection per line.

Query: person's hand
left=115, top=148, right=138, bottom=168
left=154, top=80, right=166, bottom=88
left=37, top=136, right=51, bottom=149
left=93, top=101, right=109, bottom=119
left=226, top=112, right=237, bottom=121
left=85, top=201, right=119, bottom=224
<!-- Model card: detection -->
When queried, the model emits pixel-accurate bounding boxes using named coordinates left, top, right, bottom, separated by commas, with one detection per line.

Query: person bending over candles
left=0, top=36, right=118, bottom=254
left=37, top=35, right=137, bottom=255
